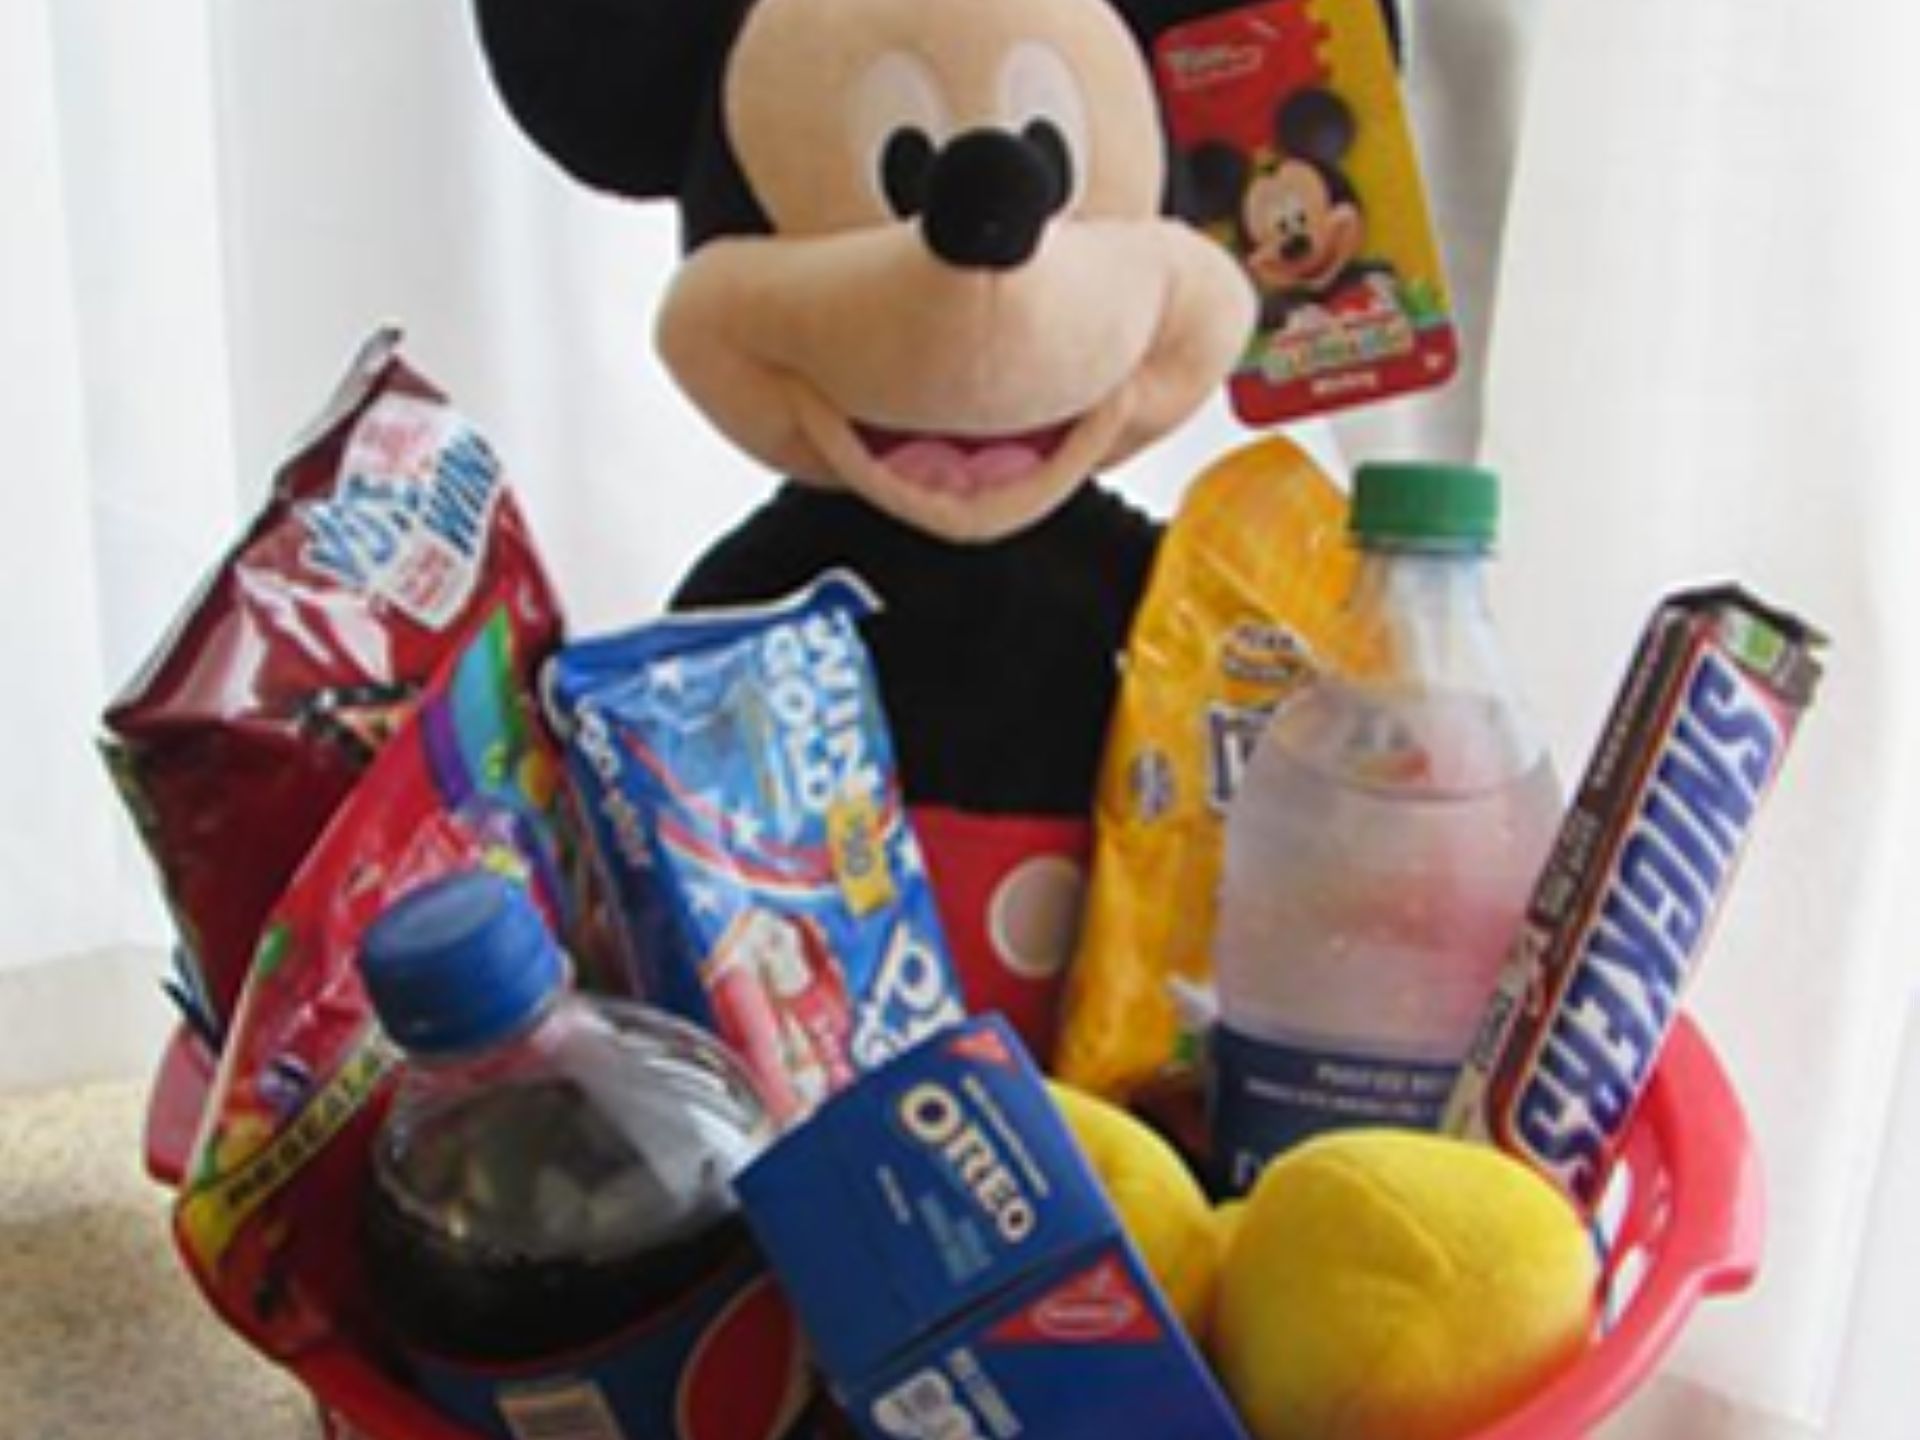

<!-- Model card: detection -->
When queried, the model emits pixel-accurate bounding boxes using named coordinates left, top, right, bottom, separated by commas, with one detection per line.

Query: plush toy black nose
left=922, top=130, right=1065, bottom=272
left=1282, top=234, right=1313, bottom=264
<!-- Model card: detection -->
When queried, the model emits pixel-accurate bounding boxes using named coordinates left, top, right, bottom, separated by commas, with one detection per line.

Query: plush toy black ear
left=1277, top=88, right=1357, bottom=167
left=473, top=0, right=747, bottom=199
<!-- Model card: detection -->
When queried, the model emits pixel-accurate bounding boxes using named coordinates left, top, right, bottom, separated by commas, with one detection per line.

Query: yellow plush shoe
left=1213, top=1130, right=1598, bottom=1440
left=1048, top=1081, right=1221, bottom=1339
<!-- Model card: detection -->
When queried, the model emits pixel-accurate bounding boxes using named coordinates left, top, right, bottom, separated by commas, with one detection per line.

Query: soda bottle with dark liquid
left=358, top=869, right=813, bottom=1440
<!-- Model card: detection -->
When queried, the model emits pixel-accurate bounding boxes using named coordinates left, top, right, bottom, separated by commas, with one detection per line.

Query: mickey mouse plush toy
left=473, top=0, right=1267, bottom=1059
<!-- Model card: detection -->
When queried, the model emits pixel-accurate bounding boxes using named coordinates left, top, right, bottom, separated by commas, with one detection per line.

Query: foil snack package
left=1055, top=439, right=1361, bottom=1102
left=547, top=572, right=966, bottom=1126
left=1445, top=587, right=1825, bottom=1209
left=101, top=329, right=564, bottom=1028
left=174, top=609, right=574, bottom=1356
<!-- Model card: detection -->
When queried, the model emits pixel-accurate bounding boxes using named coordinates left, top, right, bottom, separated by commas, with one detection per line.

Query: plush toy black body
left=676, top=483, right=1157, bottom=820
left=475, top=0, right=1272, bottom=1055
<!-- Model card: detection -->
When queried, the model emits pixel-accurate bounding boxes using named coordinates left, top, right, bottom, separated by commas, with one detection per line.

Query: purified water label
left=1210, top=1024, right=1458, bottom=1192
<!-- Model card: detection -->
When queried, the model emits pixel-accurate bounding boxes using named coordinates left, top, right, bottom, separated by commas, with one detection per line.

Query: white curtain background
left=5, top=0, right=1916, bottom=1434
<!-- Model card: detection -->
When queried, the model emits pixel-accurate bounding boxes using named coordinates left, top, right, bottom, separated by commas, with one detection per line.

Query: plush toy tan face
left=655, top=0, right=1254, bottom=543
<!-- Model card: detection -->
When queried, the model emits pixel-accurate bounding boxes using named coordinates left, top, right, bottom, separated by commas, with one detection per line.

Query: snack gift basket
left=121, top=0, right=1781, bottom=1426
left=145, top=1008, right=1763, bottom=1440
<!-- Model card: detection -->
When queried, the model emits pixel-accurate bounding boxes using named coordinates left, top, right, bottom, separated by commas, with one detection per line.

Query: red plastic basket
left=145, top=1013, right=1762, bottom=1440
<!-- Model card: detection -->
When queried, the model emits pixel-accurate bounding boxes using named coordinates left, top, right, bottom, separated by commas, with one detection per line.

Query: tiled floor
left=0, top=1080, right=317, bottom=1440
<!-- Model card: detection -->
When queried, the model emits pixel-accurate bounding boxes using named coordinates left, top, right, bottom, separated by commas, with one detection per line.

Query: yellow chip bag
left=1055, top=438, right=1357, bottom=1101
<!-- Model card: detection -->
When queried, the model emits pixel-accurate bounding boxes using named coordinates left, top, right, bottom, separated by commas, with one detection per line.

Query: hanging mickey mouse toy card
left=1157, top=0, right=1458, bottom=424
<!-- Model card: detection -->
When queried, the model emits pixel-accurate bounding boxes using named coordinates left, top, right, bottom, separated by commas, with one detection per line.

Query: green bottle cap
left=1351, top=462, right=1500, bottom=548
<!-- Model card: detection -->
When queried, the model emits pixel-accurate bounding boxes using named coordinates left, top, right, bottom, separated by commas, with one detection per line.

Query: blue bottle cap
left=359, top=870, right=566, bottom=1058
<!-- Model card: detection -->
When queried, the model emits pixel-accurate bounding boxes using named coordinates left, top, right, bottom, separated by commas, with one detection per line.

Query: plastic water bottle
left=356, top=869, right=800, bottom=1440
left=1209, top=463, right=1561, bottom=1194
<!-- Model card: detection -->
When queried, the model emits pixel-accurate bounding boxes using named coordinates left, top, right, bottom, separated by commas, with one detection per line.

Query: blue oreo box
left=735, top=1016, right=1249, bottom=1440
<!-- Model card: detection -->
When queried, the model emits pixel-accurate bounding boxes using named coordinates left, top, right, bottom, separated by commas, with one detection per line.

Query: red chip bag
left=175, top=608, right=573, bottom=1355
left=102, top=330, right=563, bottom=1026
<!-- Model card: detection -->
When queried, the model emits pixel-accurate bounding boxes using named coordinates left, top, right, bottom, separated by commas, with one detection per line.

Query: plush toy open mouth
left=852, top=417, right=1080, bottom=497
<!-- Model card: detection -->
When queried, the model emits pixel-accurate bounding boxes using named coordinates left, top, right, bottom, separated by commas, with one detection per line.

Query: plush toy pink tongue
left=855, top=419, right=1074, bottom=497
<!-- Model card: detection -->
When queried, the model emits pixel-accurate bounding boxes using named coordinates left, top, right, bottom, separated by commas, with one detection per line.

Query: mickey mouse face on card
left=1249, top=91, right=1367, bottom=296
left=474, top=0, right=1257, bottom=545
left=1186, top=88, right=1369, bottom=315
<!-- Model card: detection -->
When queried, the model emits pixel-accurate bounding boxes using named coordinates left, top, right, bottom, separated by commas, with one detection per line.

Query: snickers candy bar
left=1445, top=587, right=1824, bottom=1209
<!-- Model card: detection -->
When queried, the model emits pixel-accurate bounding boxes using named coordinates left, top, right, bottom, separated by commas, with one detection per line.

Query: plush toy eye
left=851, top=52, right=951, bottom=221
left=1000, top=43, right=1089, bottom=209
